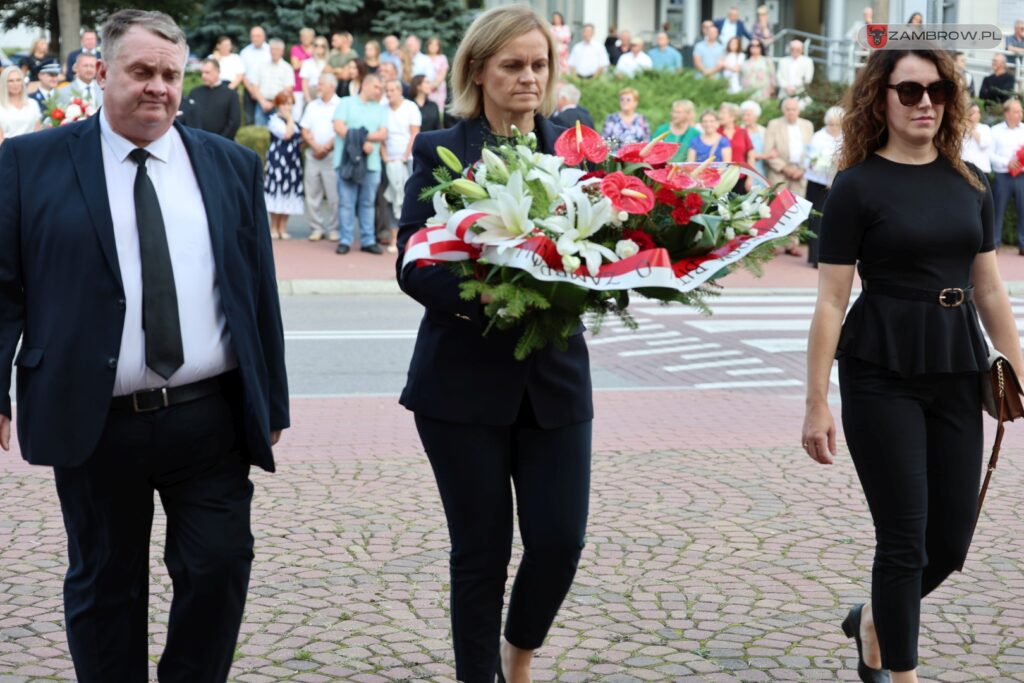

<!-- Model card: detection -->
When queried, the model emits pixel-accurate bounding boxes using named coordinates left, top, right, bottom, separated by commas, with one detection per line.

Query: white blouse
left=962, top=123, right=992, bottom=173
left=0, top=99, right=42, bottom=139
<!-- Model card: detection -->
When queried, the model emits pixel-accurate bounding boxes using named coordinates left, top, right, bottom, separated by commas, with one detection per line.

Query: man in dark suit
left=713, top=7, right=752, bottom=45
left=550, top=81, right=595, bottom=130
left=65, top=27, right=101, bottom=83
left=0, top=10, right=289, bottom=683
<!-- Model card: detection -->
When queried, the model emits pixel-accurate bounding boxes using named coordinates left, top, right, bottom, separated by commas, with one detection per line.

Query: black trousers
left=839, top=356, right=983, bottom=672
left=53, top=379, right=254, bottom=683
left=415, top=397, right=592, bottom=683
left=805, top=180, right=828, bottom=266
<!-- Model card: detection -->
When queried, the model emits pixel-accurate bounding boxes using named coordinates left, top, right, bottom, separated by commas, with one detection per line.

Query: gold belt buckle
left=939, top=287, right=965, bottom=307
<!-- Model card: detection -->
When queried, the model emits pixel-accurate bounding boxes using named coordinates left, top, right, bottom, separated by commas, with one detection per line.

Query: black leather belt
left=111, top=373, right=229, bottom=413
left=863, top=281, right=973, bottom=308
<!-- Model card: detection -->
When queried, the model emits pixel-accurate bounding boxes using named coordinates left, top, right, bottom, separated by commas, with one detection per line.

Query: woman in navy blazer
left=396, top=6, right=593, bottom=682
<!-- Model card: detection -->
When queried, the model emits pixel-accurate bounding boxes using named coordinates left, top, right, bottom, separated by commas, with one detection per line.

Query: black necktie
left=129, top=148, right=184, bottom=380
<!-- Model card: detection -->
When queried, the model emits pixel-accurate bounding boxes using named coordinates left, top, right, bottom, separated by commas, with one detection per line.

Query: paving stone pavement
left=1, top=395, right=1023, bottom=682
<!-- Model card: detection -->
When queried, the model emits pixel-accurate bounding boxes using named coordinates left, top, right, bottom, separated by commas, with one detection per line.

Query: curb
left=276, top=280, right=1024, bottom=297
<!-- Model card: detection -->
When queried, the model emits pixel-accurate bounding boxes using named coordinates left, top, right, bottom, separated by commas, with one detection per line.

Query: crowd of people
left=6, top=6, right=1024, bottom=254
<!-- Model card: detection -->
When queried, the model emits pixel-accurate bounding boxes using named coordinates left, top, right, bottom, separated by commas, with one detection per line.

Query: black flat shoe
left=841, top=604, right=891, bottom=682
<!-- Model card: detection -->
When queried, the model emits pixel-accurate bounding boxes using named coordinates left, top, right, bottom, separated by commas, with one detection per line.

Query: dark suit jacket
left=713, top=18, right=753, bottom=42
left=979, top=72, right=1016, bottom=103
left=395, top=115, right=593, bottom=429
left=0, top=116, right=289, bottom=471
left=551, top=106, right=595, bottom=131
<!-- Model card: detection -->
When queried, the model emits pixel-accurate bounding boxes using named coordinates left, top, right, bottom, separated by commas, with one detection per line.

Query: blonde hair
left=0, top=66, right=26, bottom=109
left=619, top=87, right=639, bottom=102
left=672, top=99, right=694, bottom=113
left=449, top=5, right=559, bottom=120
left=719, top=101, right=740, bottom=118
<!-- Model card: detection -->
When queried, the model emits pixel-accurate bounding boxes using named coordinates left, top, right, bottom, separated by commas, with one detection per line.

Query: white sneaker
left=308, top=231, right=325, bottom=241
left=328, top=230, right=340, bottom=242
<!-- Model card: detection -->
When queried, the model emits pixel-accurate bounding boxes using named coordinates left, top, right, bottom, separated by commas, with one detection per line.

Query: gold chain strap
left=998, top=359, right=1006, bottom=399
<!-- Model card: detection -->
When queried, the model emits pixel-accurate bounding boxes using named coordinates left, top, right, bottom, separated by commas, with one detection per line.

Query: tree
left=366, top=0, right=468, bottom=52
left=1, top=0, right=196, bottom=57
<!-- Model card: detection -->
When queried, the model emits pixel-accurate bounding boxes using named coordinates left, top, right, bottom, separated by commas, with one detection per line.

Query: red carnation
left=51, top=108, right=65, bottom=121
left=600, top=171, right=656, bottom=214
left=617, top=141, right=680, bottom=165
left=555, top=121, right=609, bottom=166
left=655, top=187, right=681, bottom=207
left=623, top=228, right=656, bottom=251
left=672, top=205, right=697, bottom=225
left=684, top=193, right=704, bottom=212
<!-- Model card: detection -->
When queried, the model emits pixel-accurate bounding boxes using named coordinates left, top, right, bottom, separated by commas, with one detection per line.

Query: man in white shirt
left=301, top=73, right=342, bottom=241
left=568, top=23, right=610, bottom=78
left=250, top=39, right=294, bottom=126
left=615, top=38, right=653, bottom=78
left=989, top=99, right=1024, bottom=251
left=61, top=52, right=103, bottom=107
left=405, top=35, right=436, bottom=81
left=764, top=97, right=814, bottom=196
left=0, top=10, right=288, bottom=681
left=240, top=25, right=271, bottom=123
left=776, top=39, right=815, bottom=104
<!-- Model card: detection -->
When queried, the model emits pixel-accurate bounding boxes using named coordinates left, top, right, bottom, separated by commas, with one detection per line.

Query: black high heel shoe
left=841, top=604, right=892, bottom=682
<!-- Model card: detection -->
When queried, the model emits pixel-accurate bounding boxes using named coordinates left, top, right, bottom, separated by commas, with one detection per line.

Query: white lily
left=458, top=170, right=536, bottom=249
left=544, top=188, right=618, bottom=275
left=426, top=192, right=452, bottom=227
left=526, top=154, right=591, bottom=204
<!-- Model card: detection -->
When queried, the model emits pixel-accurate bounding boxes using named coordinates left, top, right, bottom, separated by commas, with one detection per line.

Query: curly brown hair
left=837, top=48, right=983, bottom=191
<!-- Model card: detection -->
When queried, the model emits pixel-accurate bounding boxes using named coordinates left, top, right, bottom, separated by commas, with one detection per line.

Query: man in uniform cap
left=31, top=62, right=64, bottom=107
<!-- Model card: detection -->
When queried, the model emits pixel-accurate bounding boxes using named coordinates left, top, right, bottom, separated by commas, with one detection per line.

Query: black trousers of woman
left=839, top=356, right=983, bottom=672
left=415, top=395, right=592, bottom=683
left=805, top=180, right=828, bottom=267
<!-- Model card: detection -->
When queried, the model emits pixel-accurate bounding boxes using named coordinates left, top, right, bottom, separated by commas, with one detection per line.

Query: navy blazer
left=713, top=18, right=753, bottom=42
left=395, top=115, right=593, bottom=429
left=0, top=115, right=289, bottom=471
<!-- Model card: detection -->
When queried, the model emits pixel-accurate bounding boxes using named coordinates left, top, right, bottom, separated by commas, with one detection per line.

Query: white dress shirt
left=214, top=52, right=246, bottom=85
left=66, top=78, right=103, bottom=106
left=963, top=123, right=992, bottom=173
left=720, top=19, right=739, bottom=44
left=99, top=111, right=236, bottom=396
left=989, top=121, right=1024, bottom=173
left=240, top=43, right=272, bottom=82
left=410, top=52, right=436, bottom=81
left=616, top=51, right=653, bottom=78
left=300, top=94, right=341, bottom=146
left=804, top=128, right=842, bottom=186
left=256, top=59, right=295, bottom=101
left=567, top=39, right=610, bottom=77
left=786, top=122, right=804, bottom=163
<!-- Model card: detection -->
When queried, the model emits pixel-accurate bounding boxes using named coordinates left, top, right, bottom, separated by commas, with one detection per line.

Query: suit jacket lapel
left=69, top=115, right=123, bottom=290
left=175, top=122, right=226, bottom=281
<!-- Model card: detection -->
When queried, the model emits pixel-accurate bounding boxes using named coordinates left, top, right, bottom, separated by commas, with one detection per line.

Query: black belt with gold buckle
left=863, top=281, right=973, bottom=308
left=111, top=374, right=228, bottom=413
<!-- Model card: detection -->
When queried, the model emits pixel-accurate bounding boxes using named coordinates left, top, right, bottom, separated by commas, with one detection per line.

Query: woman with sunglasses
left=802, top=49, right=1024, bottom=682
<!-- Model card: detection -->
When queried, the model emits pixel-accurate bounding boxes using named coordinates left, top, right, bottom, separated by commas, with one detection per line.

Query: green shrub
left=235, top=125, right=270, bottom=165
left=183, top=72, right=203, bottom=97
left=570, top=69, right=782, bottom=134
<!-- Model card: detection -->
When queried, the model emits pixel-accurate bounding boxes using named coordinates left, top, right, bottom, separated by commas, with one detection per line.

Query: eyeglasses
left=886, top=80, right=957, bottom=106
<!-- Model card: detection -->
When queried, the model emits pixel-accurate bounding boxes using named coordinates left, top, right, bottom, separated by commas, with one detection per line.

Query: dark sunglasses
left=886, top=80, right=957, bottom=106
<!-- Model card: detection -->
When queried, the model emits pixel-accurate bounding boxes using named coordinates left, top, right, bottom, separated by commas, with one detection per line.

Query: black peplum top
left=818, top=153, right=995, bottom=376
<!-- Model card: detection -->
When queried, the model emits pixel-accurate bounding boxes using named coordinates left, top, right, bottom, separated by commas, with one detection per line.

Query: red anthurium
left=555, top=121, right=609, bottom=166
left=617, top=141, right=679, bottom=165
left=644, top=166, right=699, bottom=190
left=694, top=168, right=721, bottom=188
left=601, top=172, right=656, bottom=214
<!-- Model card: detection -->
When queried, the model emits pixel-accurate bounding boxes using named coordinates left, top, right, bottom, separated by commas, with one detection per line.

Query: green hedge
left=570, top=69, right=849, bottom=135
left=235, top=125, right=270, bottom=165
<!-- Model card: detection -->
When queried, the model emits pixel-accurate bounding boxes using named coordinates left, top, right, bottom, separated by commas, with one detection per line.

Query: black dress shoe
left=841, top=604, right=891, bottom=682
left=361, top=243, right=384, bottom=255
left=336, top=244, right=350, bottom=255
